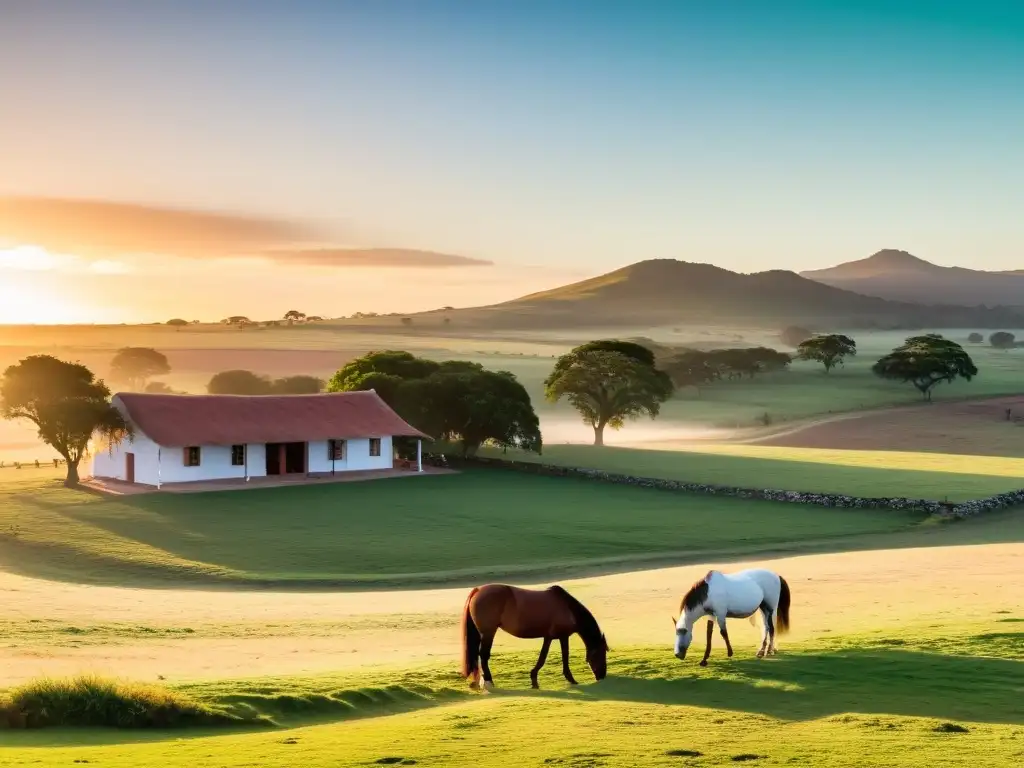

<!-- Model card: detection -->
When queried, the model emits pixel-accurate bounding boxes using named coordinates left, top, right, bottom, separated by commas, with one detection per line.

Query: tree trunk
left=64, top=459, right=81, bottom=487
left=593, top=424, right=606, bottom=446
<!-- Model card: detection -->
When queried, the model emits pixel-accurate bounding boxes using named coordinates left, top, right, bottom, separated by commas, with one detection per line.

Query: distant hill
left=427, top=258, right=1024, bottom=330
left=802, top=249, right=1024, bottom=308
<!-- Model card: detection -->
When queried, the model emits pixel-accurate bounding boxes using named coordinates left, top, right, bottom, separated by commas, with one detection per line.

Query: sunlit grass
left=0, top=620, right=1020, bottom=766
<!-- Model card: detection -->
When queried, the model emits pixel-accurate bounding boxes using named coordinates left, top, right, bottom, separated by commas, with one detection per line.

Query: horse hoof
left=483, top=681, right=494, bottom=691
left=531, top=683, right=539, bottom=690
left=756, top=651, right=765, bottom=659
left=699, top=660, right=708, bottom=667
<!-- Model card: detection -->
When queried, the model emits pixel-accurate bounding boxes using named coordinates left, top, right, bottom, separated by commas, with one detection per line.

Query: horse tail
left=461, top=587, right=482, bottom=683
left=776, top=575, right=791, bottom=634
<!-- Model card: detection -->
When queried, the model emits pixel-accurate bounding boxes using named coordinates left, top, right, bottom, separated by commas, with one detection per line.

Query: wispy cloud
left=0, top=244, right=133, bottom=275
left=265, top=248, right=492, bottom=268
left=0, top=197, right=491, bottom=269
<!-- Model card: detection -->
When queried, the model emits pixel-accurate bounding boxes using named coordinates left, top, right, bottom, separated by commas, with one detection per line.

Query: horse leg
left=559, top=636, right=578, bottom=685
left=530, top=637, right=552, bottom=689
left=756, top=606, right=770, bottom=658
left=766, top=608, right=778, bottom=655
left=699, top=618, right=714, bottom=666
left=480, top=632, right=496, bottom=689
left=717, top=615, right=734, bottom=657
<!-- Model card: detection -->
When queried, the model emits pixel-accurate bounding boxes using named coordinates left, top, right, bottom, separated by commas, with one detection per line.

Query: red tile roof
left=114, top=391, right=429, bottom=446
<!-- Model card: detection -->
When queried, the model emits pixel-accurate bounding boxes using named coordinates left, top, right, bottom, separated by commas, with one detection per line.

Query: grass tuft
left=0, top=675, right=267, bottom=730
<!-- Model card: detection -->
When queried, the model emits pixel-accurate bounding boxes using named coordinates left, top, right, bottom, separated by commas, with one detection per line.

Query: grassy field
left=477, top=443, right=1024, bottom=501
left=2, top=616, right=1021, bottom=766
left=0, top=469, right=921, bottom=588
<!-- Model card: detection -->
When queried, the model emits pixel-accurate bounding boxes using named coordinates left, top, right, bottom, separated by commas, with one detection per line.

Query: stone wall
left=449, top=456, right=1024, bottom=519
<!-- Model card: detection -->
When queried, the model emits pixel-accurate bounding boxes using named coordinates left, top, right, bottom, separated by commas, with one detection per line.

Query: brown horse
left=461, top=584, right=608, bottom=689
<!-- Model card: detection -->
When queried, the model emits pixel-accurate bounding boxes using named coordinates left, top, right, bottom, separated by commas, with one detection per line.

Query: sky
left=1, top=0, right=1023, bottom=323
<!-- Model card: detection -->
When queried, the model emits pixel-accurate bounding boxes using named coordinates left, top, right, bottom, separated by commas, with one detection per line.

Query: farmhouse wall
left=448, top=456, right=1023, bottom=519
left=90, top=433, right=394, bottom=485
left=306, top=437, right=394, bottom=474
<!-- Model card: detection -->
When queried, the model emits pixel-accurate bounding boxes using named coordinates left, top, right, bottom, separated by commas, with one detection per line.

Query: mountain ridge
left=802, top=249, right=1024, bottom=307
left=426, top=257, right=1024, bottom=330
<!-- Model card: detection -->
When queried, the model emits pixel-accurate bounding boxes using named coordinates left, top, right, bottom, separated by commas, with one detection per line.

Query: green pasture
left=2, top=617, right=1021, bottom=766
left=479, top=443, right=1024, bottom=502
left=0, top=469, right=929, bottom=588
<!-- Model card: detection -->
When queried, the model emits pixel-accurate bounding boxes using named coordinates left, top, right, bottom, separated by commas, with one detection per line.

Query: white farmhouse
left=89, top=391, right=430, bottom=487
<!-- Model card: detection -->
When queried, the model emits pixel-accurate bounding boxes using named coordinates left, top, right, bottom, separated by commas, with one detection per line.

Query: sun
left=0, top=247, right=93, bottom=324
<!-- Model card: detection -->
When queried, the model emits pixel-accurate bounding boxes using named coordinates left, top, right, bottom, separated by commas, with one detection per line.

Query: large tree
left=796, top=334, right=857, bottom=373
left=207, top=369, right=273, bottom=395
left=872, top=334, right=978, bottom=401
left=1, top=356, right=132, bottom=486
left=544, top=345, right=674, bottom=445
left=327, top=351, right=542, bottom=454
left=110, top=347, right=171, bottom=391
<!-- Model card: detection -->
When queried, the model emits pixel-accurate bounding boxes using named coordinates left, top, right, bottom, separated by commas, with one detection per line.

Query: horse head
left=586, top=633, right=609, bottom=680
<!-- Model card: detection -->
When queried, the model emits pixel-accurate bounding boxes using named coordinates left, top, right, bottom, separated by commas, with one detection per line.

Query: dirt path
left=1, top=542, right=1020, bottom=686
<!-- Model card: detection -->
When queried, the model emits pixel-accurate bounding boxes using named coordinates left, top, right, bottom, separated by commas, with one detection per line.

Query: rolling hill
left=801, top=249, right=1024, bottom=308
left=429, top=258, right=1024, bottom=330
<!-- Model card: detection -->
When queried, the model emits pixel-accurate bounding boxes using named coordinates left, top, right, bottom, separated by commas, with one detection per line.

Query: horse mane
left=548, top=585, right=608, bottom=651
left=680, top=573, right=712, bottom=613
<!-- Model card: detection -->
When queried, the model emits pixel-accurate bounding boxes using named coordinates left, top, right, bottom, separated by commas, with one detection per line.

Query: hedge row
left=450, top=456, right=1024, bottom=518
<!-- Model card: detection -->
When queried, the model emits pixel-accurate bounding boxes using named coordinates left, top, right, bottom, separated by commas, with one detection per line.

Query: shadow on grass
left=549, top=641, right=1024, bottom=725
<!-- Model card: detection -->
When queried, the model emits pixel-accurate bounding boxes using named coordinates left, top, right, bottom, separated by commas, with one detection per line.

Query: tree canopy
left=663, top=347, right=791, bottom=392
left=166, top=318, right=189, bottom=327
left=1, top=356, right=132, bottom=486
left=544, top=343, right=674, bottom=445
left=284, top=310, right=306, bottom=322
left=967, top=332, right=984, bottom=343
left=271, top=375, right=325, bottom=394
left=871, top=334, right=978, bottom=401
left=989, top=331, right=1016, bottom=350
left=207, top=370, right=273, bottom=395
left=110, top=347, right=172, bottom=390
left=796, top=334, right=857, bottom=373
left=327, top=351, right=541, bottom=455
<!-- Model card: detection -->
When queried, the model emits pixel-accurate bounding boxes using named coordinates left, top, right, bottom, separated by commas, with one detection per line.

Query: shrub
left=0, top=675, right=260, bottom=730
left=967, top=332, right=983, bottom=343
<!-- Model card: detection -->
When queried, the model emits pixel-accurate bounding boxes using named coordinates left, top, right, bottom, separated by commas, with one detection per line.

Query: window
left=231, top=445, right=245, bottom=466
left=328, top=439, right=346, bottom=461
left=369, top=438, right=381, bottom=457
left=184, top=446, right=201, bottom=467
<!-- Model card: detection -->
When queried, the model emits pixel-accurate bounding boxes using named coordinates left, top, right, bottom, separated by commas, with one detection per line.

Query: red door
left=125, top=453, right=135, bottom=483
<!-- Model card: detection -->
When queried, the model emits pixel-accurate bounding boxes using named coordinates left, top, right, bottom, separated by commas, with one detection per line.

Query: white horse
left=673, top=569, right=791, bottom=666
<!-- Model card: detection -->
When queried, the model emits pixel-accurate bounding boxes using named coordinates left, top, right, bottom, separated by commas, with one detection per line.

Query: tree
left=405, top=368, right=541, bottom=456
left=144, top=381, right=182, bottom=394
left=796, top=334, right=857, bottom=373
left=223, top=316, right=251, bottom=325
left=400, top=317, right=413, bottom=326
left=283, top=310, right=306, bottom=322
left=327, top=351, right=440, bottom=397
left=271, top=375, right=325, bottom=394
left=110, top=347, right=171, bottom=390
left=166, top=318, right=189, bottom=327
left=780, top=326, right=813, bottom=348
left=663, top=350, right=718, bottom=394
left=328, top=351, right=541, bottom=454
left=544, top=346, right=674, bottom=445
left=872, top=334, right=978, bottom=401
left=989, top=331, right=1016, bottom=350
left=1, top=356, right=132, bottom=486
left=207, top=370, right=273, bottom=395
left=967, top=332, right=984, bottom=343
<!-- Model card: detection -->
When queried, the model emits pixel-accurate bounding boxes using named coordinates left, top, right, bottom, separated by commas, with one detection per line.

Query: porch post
left=417, top=438, right=423, bottom=472
left=244, top=443, right=249, bottom=482
left=157, top=447, right=162, bottom=490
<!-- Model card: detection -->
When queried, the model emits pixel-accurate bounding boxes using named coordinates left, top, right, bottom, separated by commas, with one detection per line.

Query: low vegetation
left=0, top=675, right=257, bottom=730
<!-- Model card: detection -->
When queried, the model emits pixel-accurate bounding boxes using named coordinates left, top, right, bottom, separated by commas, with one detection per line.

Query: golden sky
left=0, top=198, right=576, bottom=324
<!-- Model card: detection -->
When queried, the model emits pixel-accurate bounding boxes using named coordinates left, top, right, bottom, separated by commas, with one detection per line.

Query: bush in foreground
left=0, top=675, right=262, bottom=729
